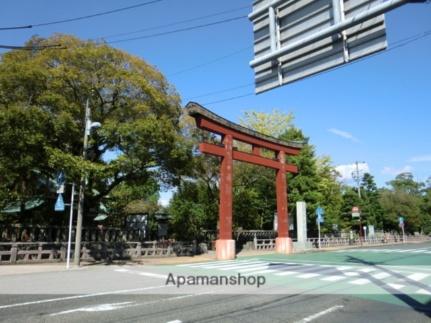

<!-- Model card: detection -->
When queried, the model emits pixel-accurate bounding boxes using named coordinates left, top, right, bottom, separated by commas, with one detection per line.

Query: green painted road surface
left=162, top=242, right=431, bottom=310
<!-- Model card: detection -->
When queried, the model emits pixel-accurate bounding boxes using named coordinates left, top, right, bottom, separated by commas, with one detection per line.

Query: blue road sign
left=316, top=206, right=324, bottom=224
left=399, top=216, right=405, bottom=226
left=55, top=194, right=65, bottom=212
left=56, top=171, right=65, bottom=187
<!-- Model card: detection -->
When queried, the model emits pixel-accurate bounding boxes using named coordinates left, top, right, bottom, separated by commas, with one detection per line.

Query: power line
left=201, top=92, right=254, bottom=106
left=168, top=46, right=252, bottom=77
left=100, top=5, right=250, bottom=40
left=106, top=15, right=247, bottom=44
left=0, top=0, right=166, bottom=30
left=186, top=83, right=253, bottom=101
left=0, top=25, right=32, bottom=31
left=0, top=44, right=64, bottom=50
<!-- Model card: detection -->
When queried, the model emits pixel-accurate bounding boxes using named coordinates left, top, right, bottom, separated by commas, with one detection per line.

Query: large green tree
left=379, top=173, right=424, bottom=233
left=360, top=173, right=384, bottom=229
left=0, top=34, right=190, bottom=223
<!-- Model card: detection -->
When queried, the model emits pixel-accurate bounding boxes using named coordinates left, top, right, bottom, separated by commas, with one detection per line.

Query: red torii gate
left=186, top=102, right=303, bottom=260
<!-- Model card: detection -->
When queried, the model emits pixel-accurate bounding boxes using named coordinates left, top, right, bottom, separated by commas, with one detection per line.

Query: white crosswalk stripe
left=407, top=273, right=429, bottom=281
left=336, top=248, right=431, bottom=254
left=372, top=272, right=391, bottom=279
left=176, top=259, right=431, bottom=293
left=321, top=275, right=346, bottom=282
left=298, top=273, right=320, bottom=279
left=350, top=278, right=370, bottom=285
left=275, top=271, right=300, bottom=276
left=387, top=283, right=405, bottom=290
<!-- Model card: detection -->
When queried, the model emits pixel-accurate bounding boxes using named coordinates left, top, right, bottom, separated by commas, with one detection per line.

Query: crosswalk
left=176, top=259, right=431, bottom=295
left=335, top=248, right=431, bottom=254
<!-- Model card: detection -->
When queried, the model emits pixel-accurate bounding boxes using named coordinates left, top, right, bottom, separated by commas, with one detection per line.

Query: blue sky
left=1, top=0, right=430, bottom=204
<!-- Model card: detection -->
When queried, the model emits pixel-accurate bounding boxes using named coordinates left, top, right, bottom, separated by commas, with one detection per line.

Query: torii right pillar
left=275, top=150, right=293, bottom=254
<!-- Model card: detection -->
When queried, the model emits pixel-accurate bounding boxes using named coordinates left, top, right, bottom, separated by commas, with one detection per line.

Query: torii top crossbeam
left=186, top=102, right=304, bottom=259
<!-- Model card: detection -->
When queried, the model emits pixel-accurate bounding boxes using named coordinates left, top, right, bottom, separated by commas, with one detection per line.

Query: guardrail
left=0, top=241, right=176, bottom=265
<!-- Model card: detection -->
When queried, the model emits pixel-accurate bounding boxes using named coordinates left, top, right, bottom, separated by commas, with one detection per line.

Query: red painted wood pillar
left=275, top=150, right=293, bottom=254
left=216, top=134, right=235, bottom=259
left=219, top=134, right=233, bottom=240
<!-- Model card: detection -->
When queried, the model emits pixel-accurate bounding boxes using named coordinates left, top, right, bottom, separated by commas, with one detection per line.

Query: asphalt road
left=0, top=242, right=430, bottom=323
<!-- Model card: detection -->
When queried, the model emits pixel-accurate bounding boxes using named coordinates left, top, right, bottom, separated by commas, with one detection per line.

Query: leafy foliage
left=0, top=34, right=190, bottom=223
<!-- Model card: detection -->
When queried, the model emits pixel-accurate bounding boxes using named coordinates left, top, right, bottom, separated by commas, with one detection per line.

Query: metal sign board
left=249, top=0, right=405, bottom=94
left=55, top=194, right=65, bottom=212
left=352, top=212, right=360, bottom=218
left=316, top=206, right=324, bottom=223
left=56, top=171, right=65, bottom=187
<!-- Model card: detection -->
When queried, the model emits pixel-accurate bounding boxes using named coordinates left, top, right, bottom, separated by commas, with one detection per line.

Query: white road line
left=243, top=265, right=289, bottom=275
left=177, top=260, right=235, bottom=267
left=167, top=320, right=183, bottom=323
left=220, top=262, right=268, bottom=271
left=294, top=305, right=344, bottom=323
left=211, top=262, right=266, bottom=270
left=185, top=260, right=258, bottom=269
left=236, top=265, right=270, bottom=273
left=407, top=273, right=429, bottom=281
left=321, top=275, right=346, bottom=282
left=275, top=271, right=300, bottom=276
left=349, top=278, right=370, bottom=285
left=0, top=285, right=169, bottom=310
left=358, top=268, right=377, bottom=273
left=387, top=283, right=405, bottom=290
left=336, top=266, right=353, bottom=271
left=343, top=272, right=360, bottom=277
left=372, top=272, right=391, bottom=279
left=138, top=272, right=168, bottom=279
left=50, top=302, right=136, bottom=316
left=243, top=269, right=280, bottom=275
left=297, top=273, right=320, bottom=279
left=49, top=293, right=210, bottom=317
left=114, top=268, right=168, bottom=279
left=416, top=289, right=431, bottom=295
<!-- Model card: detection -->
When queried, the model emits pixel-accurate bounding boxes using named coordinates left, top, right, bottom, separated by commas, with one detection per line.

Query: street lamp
left=73, top=99, right=101, bottom=266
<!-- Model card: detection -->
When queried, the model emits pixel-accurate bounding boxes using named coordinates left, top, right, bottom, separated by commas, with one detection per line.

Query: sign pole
left=317, top=220, right=321, bottom=249
left=66, top=183, right=75, bottom=270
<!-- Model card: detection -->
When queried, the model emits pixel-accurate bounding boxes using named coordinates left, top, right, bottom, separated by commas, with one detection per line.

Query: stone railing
left=250, top=234, right=430, bottom=251
left=0, top=224, right=146, bottom=243
left=0, top=241, right=175, bottom=265
left=306, top=234, right=431, bottom=249
left=253, top=238, right=276, bottom=250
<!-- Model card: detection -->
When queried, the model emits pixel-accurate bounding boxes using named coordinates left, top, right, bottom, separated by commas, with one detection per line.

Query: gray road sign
left=249, top=0, right=411, bottom=94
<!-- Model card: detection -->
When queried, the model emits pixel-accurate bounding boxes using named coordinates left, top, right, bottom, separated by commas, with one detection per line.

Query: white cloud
left=335, top=163, right=370, bottom=181
left=381, top=165, right=413, bottom=176
left=158, top=189, right=175, bottom=207
left=328, top=128, right=360, bottom=143
left=408, top=154, right=431, bottom=162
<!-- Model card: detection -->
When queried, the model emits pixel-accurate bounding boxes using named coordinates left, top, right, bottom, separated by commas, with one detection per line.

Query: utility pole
left=74, top=99, right=90, bottom=266
left=352, top=161, right=364, bottom=241
left=352, top=161, right=362, bottom=199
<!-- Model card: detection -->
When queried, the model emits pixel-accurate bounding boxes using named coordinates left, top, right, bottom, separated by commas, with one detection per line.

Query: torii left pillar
left=216, top=134, right=235, bottom=260
left=275, top=151, right=293, bottom=254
